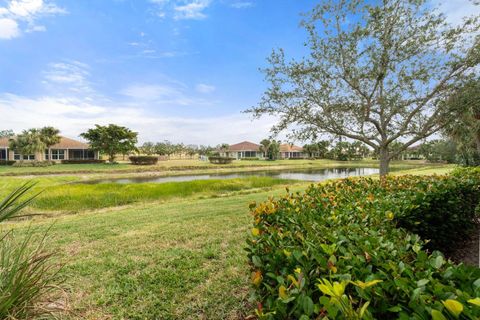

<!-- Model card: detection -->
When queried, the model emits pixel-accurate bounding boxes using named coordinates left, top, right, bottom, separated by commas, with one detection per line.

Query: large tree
left=40, top=126, right=61, bottom=159
left=81, top=124, right=138, bottom=163
left=247, top=0, right=480, bottom=176
left=9, top=129, right=46, bottom=158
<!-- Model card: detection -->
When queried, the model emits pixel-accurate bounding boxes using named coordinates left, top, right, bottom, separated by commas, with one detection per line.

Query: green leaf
left=416, top=279, right=429, bottom=287
left=303, top=296, right=314, bottom=316
left=431, top=309, right=447, bottom=320
left=252, top=255, right=262, bottom=267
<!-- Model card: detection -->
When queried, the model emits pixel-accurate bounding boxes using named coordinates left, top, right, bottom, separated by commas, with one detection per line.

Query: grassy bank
left=0, top=159, right=436, bottom=176
left=31, top=177, right=298, bottom=212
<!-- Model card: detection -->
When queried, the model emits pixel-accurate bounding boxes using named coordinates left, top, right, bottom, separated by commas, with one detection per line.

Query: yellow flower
left=442, top=299, right=463, bottom=317
left=251, top=228, right=260, bottom=236
left=279, top=285, right=288, bottom=299
left=351, top=279, right=383, bottom=289
left=294, top=267, right=301, bottom=274
left=283, top=249, right=291, bottom=257
left=317, top=279, right=347, bottom=298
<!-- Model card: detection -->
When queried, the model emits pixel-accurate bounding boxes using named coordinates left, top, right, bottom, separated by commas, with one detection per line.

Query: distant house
left=280, top=144, right=304, bottom=159
left=0, top=136, right=100, bottom=162
left=219, top=141, right=264, bottom=160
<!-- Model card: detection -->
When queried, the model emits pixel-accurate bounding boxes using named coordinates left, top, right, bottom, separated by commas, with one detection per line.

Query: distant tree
left=247, top=0, right=480, bottom=176
left=81, top=124, right=138, bottom=163
left=0, top=130, right=14, bottom=138
left=198, top=145, right=215, bottom=156
left=218, top=143, right=230, bottom=157
left=260, top=139, right=280, bottom=160
left=140, top=142, right=156, bottom=155
left=443, top=79, right=480, bottom=166
left=9, top=129, right=46, bottom=158
left=185, top=145, right=198, bottom=159
left=302, top=143, right=316, bottom=158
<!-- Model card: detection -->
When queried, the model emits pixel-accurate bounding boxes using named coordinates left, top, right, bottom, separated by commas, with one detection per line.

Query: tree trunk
left=379, top=146, right=390, bottom=177
left=109, top=153, right=115, bottom=163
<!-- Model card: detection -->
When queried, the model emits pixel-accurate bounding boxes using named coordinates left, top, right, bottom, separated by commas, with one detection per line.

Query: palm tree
left=39, top=126, right=61, bottom=161
left=9, top=129, right=46, bottom=160
left=259, top=139, right=271, bottom=159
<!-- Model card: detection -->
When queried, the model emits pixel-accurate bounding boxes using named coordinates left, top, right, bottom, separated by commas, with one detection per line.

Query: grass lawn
left=0, top=159, right=438, bottom=176
left=3, top=165, right=456, bottom=319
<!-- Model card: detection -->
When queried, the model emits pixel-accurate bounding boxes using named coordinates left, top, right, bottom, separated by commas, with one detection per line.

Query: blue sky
left=0, top=0, right=478, bottom=145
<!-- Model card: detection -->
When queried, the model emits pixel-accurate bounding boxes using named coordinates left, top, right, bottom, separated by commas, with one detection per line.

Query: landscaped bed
left=247, top=168, right=480, bottom=319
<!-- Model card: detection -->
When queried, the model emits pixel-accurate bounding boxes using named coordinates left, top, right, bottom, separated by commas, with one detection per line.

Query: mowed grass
left=10, top=190, right=298, bottom=319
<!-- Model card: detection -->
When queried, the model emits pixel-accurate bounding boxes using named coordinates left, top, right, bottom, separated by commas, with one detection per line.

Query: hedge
left=208, top=156, right=235, bottom=164
left=0, top=160, right=15, bottom=166
left=61, top=159, right=106, bottom=164
left=129, top=156, right=159, bottom=165
left=12, top=161, right=55, bottom=167
left=246, top=168, right=480, bottom=319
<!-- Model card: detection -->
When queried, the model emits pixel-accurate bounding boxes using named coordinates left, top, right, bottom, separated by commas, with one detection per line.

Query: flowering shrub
left=246, top=168, right=480, bottom=319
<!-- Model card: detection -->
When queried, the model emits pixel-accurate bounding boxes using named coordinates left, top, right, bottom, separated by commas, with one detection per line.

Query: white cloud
left=195, top=83, right=215, bottom=93
left=0, top=0, right=66, bottom=39
left=230, top=1, right=253, bottom=9
left=42, top=61, right=93, bottom=94
left=174, top=0, right=211, bottom=20
left=0, top=18, right=19, bottom=39
left=431, top=0, right=480, bottom=25
left=0, top=92, right=277, bottom=145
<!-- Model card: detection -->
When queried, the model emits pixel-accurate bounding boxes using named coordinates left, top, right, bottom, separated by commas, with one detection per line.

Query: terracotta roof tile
left=280, top=144, right=303, bottom=152
left=228, top=141, right=260, bottom=152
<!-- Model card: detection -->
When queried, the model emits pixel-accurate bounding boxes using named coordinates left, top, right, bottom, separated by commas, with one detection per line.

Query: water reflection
left=84, top=167, right=380, bottom=184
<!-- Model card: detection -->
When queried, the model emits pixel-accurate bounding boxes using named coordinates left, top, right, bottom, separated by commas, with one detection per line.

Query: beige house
left=219, top=141, right=265, bottom=160
left=0, top=136, right=99, bottom=162
left=280, top=144, right=304, bottom=159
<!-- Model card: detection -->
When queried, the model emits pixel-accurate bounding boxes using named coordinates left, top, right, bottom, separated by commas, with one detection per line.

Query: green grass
left=1, top=165, right=456, bottom=319
left=30, top=177, right=298, bottom=212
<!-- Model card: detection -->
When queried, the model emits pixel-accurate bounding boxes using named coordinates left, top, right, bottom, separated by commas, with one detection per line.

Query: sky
left=0, top=0, right=478, bottom=145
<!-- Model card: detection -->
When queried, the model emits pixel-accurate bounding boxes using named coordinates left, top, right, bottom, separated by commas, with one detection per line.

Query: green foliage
left=81, top=124, right=138, bottom=163
left=60, top=159, right=106, bottom=164
left=129, top=155, right=159, bottom=165
left=209, top=156, right=235, bottom=164
left=247, top=169, right=480, bottom=319
left=0, top=130, right=14, bottom=139
left=260, top=139, right=281, bottom=160
left=8, top=127, right=61, bottom=158
left=12, top=160, right=55, bottom=167
left=0, top=183, right=60, bottom=318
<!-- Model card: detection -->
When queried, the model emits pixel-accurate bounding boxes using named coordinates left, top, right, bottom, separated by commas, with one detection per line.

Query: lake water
left=84, top=167, right=380, bottom=184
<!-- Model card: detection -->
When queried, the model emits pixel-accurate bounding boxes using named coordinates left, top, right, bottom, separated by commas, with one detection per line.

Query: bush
left=208, top=156, right=235, bottom=164
left=246, top=169, right=480, bottom=319
left=129, top=156, right=159, bottom=165
left=61, top=159, right=106, bottom=164
left=0, top=183, right=62, bottom=318
left=0, top=160, right=15, bottom=166
left=241, top=157, right=260, bottom=161
left=12, top=161, right=55, bottom=167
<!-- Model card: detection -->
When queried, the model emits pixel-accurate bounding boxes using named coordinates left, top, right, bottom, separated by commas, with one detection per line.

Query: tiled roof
left=228, top=141, right=261, bottom=152
left=280, top=143, right=303, bottom=152
left=0, top=136, right=90, bottom=149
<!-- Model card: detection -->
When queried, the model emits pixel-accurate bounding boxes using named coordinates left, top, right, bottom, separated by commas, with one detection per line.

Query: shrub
left=61, top=159, right=106, bottom=164
left=208, top=156, right=235, bottom=164
left=246, top=169, right=480, bottom=319
left=0, top=160, right=15, bottom=166
left=12, top=160, right=55, bottom=167
left=241, top=157, right=260, bottom=161
left=129, top=156, right=159, bottom=165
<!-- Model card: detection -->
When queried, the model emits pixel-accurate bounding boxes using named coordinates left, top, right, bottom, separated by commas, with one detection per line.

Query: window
left=45, top=150, right=49, bottom=160
left=0, top=149, right=6, bottom=160
left=26, top=154, right=35, bottom=160
left=244, top=151, right=256, bottom=158
left=51, top=149, right=65, bottom=160
left=14, top=152, right=21, bottom=160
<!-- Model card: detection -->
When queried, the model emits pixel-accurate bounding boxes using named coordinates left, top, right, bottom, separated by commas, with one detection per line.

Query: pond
left=84, top=167, right=380, bottom=184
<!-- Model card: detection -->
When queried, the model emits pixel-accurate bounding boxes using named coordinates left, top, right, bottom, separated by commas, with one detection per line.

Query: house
left=219, top=141, right=264, bottom=160
left=0, top=136, right=100, bottom=162
left=280, top=144, right=304, bottom=159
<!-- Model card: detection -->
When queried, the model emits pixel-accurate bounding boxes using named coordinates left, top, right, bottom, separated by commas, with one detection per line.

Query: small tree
left=247, top=0, right=480, bottom=176
left=80, top=124, right=138, bottom=163
left=9, top=129, right=46, bottom=159
left=140, top=142, right=155, bottom=155
left=259, top=139, right=280, bottom=160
